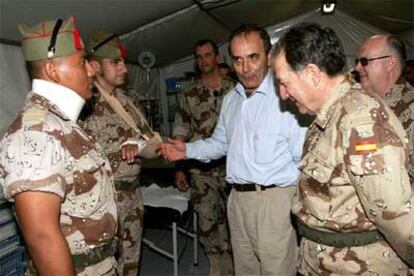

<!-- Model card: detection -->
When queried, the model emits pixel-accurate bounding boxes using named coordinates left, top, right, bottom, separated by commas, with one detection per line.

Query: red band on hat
left=72, top=16, right=82, bottom=50
left=119, top=41, right=128, bottom=59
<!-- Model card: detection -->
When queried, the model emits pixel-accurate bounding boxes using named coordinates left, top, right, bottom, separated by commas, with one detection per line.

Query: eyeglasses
left=354, top=55, right=391, bottom=67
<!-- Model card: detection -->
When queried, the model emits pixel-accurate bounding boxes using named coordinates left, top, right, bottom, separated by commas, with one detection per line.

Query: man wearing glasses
left=273, top=23, right=413, bottom=275
left=355, top=35, right=414, bottom=183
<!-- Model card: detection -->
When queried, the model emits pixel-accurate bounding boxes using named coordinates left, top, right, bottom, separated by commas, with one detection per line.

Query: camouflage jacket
left=292, top=81, right=414, bottom=269
left=0, top=92, right=118, bottom=270
left=81, top=88, right=147, bottom=183
left=173, top=77, right=235, bottom=176
left=383, top=78, right=414, bottom=178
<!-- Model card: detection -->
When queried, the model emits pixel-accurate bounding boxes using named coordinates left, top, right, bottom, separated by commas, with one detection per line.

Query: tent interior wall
left=0, top=0, right=413, bottom=136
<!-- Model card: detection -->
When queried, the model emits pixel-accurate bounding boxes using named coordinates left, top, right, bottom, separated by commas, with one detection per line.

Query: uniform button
left=382, top=251, right=391, bottom=258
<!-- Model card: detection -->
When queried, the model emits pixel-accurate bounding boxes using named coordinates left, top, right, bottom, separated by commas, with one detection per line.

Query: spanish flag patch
left=355, top=141, right=377, bottom=152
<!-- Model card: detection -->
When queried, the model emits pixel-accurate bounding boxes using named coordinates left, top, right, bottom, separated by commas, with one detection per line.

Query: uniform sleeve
left=407, top=123, right=414, bottom=180
left=345, top=121, right=414, bottom=267
left=0, top=130, right=67, bottom=200
left=172, top=93, right=191, bottom=139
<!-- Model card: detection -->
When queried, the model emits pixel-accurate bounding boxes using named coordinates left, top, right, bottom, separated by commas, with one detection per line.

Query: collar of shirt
left=234, top=71, right=272, bottom=98
left=385, top=76, right=409, bottom=98
left=314, top=80, right=352, bottom=130
left=32, top=79, right=85, bottom=122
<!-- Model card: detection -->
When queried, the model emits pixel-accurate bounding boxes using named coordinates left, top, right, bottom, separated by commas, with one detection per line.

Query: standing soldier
left=355, top=34, right=414, bottom=180
left=173, top=39, right=235, bottom=276
left=82, top=30, right=160, bottom=276
left=0, top=17, right=118, bottom=275
left=273, top=23, right=414, bottom=274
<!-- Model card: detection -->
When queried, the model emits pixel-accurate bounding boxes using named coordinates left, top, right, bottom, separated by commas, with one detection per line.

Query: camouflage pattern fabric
left=292, top=81, right=414, bottom=275
left=191, top=174, right=234, bottom=275
left=382, top=78, right=414, bottom=179
left=81, top=88, right=145, bottom=276
left=0, top=92, right=118, bottom=275
left=173, top=77, right=235, bottom=275
left=115, top=183, right=144, bottom=276
left=81, top=88, right=146, bottom=182
left=173, top=78, right=235, bottom=176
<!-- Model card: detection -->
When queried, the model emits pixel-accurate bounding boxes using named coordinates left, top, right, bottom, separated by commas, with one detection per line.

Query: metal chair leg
left=173, top=222, right=178, bottom=276
left=193, top=211, right=199, bottom=265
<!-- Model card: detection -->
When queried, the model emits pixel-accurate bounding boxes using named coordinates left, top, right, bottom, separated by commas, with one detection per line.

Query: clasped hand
left=157, top=138, right=186, bottom=161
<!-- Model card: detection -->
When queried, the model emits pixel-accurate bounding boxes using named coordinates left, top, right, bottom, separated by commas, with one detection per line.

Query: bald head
left=356, top=34, right=405, bottom=96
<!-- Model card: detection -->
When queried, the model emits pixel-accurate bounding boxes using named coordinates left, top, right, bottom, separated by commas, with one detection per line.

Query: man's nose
left=242, top=60, right=250, bottom=73
left=279, top=85, right=289, bottom=100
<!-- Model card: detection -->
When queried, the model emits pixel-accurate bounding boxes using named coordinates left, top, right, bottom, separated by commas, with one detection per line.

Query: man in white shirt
left=161, top=24, right=307, bottom=275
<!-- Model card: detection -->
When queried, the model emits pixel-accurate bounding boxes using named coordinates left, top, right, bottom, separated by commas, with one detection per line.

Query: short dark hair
left=273, top=23, right=346, bottom=77
left=25, top=61, right=42, bottom=79
left=228, top=24, right=271, bottom=55
left=386, top=35, right=406, bottom=66
left=194, top=39, right=219, bottom=55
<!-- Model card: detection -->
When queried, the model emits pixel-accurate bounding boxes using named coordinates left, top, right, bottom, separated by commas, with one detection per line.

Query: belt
left=72, top=239, right=117, bottom=270
left=297, top=220, right=383, bottom=248
left=231, top=183, right=278, bottom=192
left=114, top=180, right=138, bottom=191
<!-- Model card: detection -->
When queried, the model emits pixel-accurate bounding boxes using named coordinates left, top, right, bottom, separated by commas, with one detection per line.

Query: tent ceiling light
left=322, top=0, right=336, bottom=14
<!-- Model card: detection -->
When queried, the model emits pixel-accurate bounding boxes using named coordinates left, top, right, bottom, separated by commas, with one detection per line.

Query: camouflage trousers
left=298, top=238, right=409, bottom=275
left=115, top=183, right=144, bottom=276
left=190, top=173, right=234, bottom=276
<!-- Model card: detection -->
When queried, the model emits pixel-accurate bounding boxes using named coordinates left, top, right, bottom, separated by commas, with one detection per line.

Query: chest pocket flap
left=301, top=151, right=335, bottom=184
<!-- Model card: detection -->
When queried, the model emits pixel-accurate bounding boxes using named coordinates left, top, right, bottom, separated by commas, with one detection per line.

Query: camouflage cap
left=87, top=30, right=127, bottom=60
left=18, top=16, right=84, bottom=61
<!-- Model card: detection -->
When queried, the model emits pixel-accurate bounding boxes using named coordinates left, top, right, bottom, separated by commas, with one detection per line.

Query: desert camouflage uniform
left=0, top=92, right=118, bottom=275
left=382, top=78, right=414, bottom=179
left=292, top=81, right=414, bottom=275
left=173, top=77, right=235, bottom=275
left=81, top=88, right=145, bottom=276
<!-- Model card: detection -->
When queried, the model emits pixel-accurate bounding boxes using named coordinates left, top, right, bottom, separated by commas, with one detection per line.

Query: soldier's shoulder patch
left=341, top=90, right=386, bottom=124
left=22, top=106, right=47, bottom=125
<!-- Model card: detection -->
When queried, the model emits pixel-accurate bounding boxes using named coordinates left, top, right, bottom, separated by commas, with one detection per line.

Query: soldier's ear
left=89, top=59, right=102, bottom=74
left=43, top=60, right=61, bottom=83
left=305, top=63, right=321, bottom=88
left=387, top=55, right=398, bottom=72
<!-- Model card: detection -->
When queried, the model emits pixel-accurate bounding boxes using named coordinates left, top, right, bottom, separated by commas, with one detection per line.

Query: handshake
left=121, top=137, right=186, bottom=163
left=155, top=138, right=187, bottom=162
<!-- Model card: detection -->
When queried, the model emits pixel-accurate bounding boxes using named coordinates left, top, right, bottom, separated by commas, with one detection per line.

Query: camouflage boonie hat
left=19, top=16, right=84, bottom=61
left=87, top=30, right=127, bottom=60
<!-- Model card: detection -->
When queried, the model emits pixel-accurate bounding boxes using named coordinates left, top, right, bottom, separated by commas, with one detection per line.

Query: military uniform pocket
left=301, top=151, right=335, bottom=184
